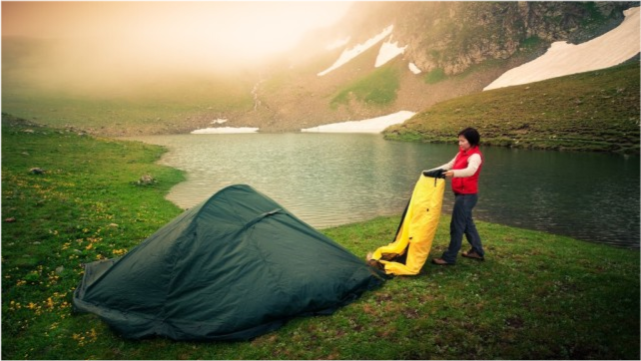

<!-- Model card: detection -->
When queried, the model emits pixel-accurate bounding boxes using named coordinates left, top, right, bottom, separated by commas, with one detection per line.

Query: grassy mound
left=2, top=115, right=638, bottom=359
left=385, top=61, right=640, bottom=153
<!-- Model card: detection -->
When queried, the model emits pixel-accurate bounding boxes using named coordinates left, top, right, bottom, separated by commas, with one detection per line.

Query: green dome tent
left=73, top=185, right=385, bottom=341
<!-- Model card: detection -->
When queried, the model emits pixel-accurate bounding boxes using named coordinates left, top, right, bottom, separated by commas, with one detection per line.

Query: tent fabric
left=370, top=172, right=446, bottom=275
left=73, top=184, right=386, bottom=341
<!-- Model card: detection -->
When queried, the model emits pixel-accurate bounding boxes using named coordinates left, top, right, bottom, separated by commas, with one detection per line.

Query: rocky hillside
left=241, top=1, right=638, bottom=132
left=359, top=1, right=635, bottom=75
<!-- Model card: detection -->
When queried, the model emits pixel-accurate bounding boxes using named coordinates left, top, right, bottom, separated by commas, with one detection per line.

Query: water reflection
left=123, top=134, right=640, bottom=248
left=477, top=146, right=640, bottom=247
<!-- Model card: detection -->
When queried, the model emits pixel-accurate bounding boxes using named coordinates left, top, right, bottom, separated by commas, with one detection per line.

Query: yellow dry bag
left=369, top=170, right=446, bottom=275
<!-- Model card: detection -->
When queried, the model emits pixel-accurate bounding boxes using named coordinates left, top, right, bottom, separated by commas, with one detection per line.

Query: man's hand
left=444, top=170, right=455, bottom=178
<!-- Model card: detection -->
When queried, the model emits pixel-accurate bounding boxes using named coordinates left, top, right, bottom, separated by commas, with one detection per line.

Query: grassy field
left=2, top=115, right=639, bottom=359
left=385, top=61, right=640, bottom=154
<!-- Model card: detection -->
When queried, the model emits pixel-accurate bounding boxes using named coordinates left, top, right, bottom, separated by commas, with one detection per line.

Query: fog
left=2, top=1, right=352, bottom=95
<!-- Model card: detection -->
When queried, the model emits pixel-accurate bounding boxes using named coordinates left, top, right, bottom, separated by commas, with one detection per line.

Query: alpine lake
left=123, top=133, right=640, bottom=249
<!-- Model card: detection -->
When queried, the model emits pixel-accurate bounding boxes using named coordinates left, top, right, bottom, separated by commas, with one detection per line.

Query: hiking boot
left=461, top=250, right=485, bottom=261
left=431, top=258, right=453, bottom=266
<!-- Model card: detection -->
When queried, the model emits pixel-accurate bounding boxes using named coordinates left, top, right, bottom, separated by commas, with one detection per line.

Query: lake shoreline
left=124, top=132, right=640, bottom=248
left=5, top=108, right=637, bottom=155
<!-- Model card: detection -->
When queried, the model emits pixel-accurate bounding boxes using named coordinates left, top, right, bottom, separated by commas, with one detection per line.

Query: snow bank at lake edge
left=191, top=127, right=259, bottom=134
left=301, top=110, right=417, bottom=134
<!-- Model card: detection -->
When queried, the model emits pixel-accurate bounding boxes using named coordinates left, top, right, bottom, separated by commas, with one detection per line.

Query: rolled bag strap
left=422, top=168, right=446, bottom=186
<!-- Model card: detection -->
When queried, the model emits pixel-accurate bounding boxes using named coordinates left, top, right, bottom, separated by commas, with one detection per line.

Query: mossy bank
left=2, top=115, right=639, bottom=359
left=385, top=61, right=640, bottom=154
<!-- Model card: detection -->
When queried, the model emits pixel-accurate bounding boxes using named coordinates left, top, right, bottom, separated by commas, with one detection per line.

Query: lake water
left=123, top=134, right=640, bottom=248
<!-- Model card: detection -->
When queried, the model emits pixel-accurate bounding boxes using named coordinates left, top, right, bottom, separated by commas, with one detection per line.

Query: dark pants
left=441, top=193, right=484, bottom=264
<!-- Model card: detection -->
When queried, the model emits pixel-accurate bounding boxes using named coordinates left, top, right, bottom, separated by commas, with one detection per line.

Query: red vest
left=451, top=146, right=483, bottom=194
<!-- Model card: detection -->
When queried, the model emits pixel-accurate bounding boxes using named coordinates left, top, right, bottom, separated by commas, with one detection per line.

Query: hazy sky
left=2, top=1, right=353, bottom=62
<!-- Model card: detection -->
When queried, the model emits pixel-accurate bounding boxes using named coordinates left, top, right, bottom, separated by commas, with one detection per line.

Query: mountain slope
left=384, top=61, right=640, bottom=154
left=248, top=1, right=638, bottom=131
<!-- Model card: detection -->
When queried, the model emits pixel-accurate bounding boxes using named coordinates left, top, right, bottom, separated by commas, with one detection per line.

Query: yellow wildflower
left=112, top=249, right=127, bottom=256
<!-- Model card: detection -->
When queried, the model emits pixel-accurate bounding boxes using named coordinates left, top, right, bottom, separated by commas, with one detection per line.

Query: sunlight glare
left=2, top=2, right=353, bottom=64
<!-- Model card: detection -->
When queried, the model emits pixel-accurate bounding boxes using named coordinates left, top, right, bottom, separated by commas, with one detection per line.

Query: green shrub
left=331, top=65, right=401, bottom=108
left=424, top=67, right=447, bottom=84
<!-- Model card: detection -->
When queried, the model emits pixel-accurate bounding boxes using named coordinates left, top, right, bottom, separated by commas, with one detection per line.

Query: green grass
left=330, top=62, right=401, bottom=109
left=424, top=67, right=447, bottom=84
left=1, top=114, right=185, bottom=358
left=2, top=115, right=639, bottom=359
left=578, top=2, right=607, bottom=26
left=385, top=61, right=640, bottom=154
left=520, top=35, right=544, bottom=51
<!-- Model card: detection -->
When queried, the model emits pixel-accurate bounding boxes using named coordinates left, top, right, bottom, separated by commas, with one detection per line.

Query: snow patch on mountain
left=317, top=25, right=394, bottom=76
left=409, top=62, right=422, bottom=74
left=484, top=6, right=640, bottom=91
left=375, top=40, right=407, bottom=67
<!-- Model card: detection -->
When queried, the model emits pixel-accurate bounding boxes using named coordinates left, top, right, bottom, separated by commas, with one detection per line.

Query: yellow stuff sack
left=370, top=172, right=445, bottom=275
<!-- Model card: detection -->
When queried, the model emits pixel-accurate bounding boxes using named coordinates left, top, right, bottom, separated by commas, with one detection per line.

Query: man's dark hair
left=458, top=127, right=480, bottom=147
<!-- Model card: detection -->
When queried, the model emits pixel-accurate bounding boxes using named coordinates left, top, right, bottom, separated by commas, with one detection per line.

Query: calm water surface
left=124, top=134, right=640, bottom=248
